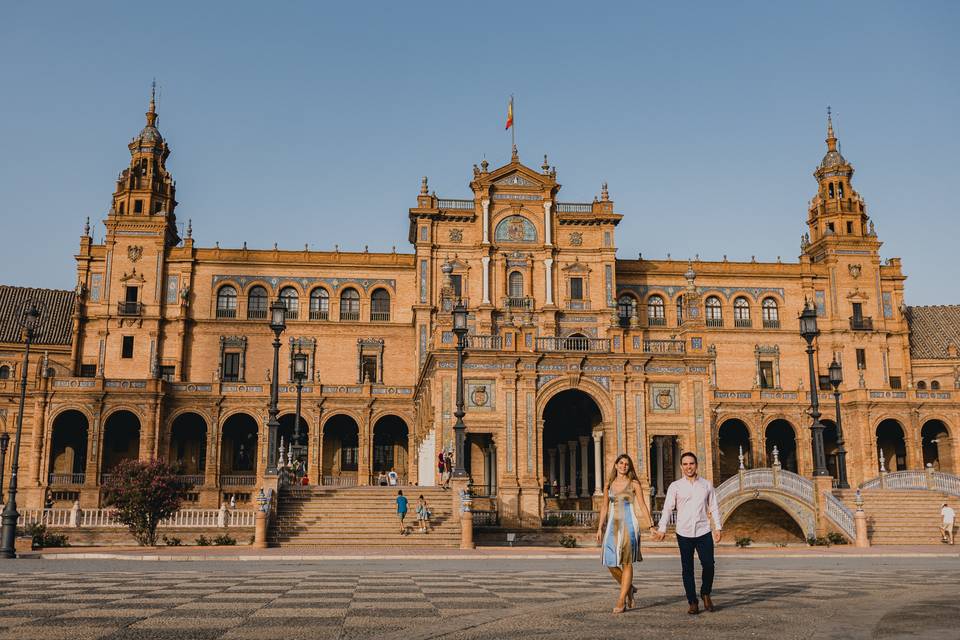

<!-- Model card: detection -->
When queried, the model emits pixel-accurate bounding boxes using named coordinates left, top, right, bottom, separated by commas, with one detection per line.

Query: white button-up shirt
left=657, top=476, right=722, bottom=538
left=943, top=506, right=956, bottom=524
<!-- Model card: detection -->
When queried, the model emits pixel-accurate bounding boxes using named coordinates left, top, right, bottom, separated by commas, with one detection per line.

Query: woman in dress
left=596, top=454, right=655, bottom=613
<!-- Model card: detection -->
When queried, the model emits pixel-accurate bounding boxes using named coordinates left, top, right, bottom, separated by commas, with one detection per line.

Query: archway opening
left=821, top=419, right=839, bottom=479
left=168, top=412, right=207, bottom=477
left=372, top=415, right=408, bottom=484
left=466, top=433, right=497, bottom=497
left=876, top=419, right=907, bottom=471
left=765, top=419, right=798, bottom=473
left=542, top=389, right=602, bottom=509
left=220, top=413, right=258, bottom=481
left=322, top=415, right=359, bottom=485
left=101, top=410, right=141, bottom=481
left=278, top=413, right=309, bottom=468
left=717, top=419, right=751, bottom=481
left=48, top=410, right=88, bottom=486
left=921, top=420, right=952, bottom=472
left=723, top=499, right=805, bottom=543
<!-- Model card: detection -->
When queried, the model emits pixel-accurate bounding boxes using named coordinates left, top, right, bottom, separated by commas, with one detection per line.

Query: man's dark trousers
left=676, top=532, right=715, bottom=604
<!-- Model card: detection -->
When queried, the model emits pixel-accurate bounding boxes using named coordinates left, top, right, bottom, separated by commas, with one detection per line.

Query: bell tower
left=107, top=82, right=179, bottom=246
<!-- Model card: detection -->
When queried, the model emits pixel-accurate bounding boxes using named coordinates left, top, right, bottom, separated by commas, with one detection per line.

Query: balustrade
left=643, top=339, right=685, bottom=354
left=537, top=336, right=610, bottom=353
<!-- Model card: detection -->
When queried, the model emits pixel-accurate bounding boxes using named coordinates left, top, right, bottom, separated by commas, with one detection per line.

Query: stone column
left=482, top=199, right=490, bottom=244
left=490, top=446, right=498, bottom=496
left=481, top=256, right=491, bottom=304
left=655, top=436, right=665, bottom=497
left=548, top=448, right=558, bottom=496
left=483, top=447, right=492, bottom=495
left=544, top=259, right=554, bottom=306
left=579, top=436, right=590, bottom=497
left=567, top=440, right=578, bottom=500
left=543, top=201, right=553, bottom=246
left=593, top=432, right=603, bottom=496
left=557, top=443, right=567, bottom=497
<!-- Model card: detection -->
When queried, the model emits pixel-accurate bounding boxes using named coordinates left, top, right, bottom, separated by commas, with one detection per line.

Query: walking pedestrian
left=444, top=451, right=453, bottom=487
left=652, top=452, right=723, bottom=615
left=416, top=495, right=431, bottom=533
left=396, top=490, right=409, bottom=535
left=437, top=453, right=446, bottom=488
left=941, top=502, right=955, bottom=544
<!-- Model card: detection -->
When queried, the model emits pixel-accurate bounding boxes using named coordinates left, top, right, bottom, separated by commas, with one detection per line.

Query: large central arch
left=322, top=414, right=359, bottom=486
left=101, top=410, right=141, bottom=481
left=541, top=389, right=602, bottom=507
left=48, top=409, right=89, bottom=485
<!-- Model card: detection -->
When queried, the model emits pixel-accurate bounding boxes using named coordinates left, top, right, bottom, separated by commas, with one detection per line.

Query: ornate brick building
left=1, top=96, right=958, bottom=530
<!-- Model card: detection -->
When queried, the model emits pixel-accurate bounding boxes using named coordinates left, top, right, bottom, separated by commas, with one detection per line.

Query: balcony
left=309, top=309, right=329, bottom=320
left=117, top=301, right=142, bottom=316
left=220, top=474, right=257, bottom=487
left=537, top=336, right=611, bottom=353
left=647, top=316, right=666, bottom=327
left=763, top=318, right=781, bottom=329
left=850, top=316, right=874, bottom=331
left=340, top=310, right=360, bottom=321
left=215, top=308, right=237, bottom=319
left=174, top=474, right=206, bottom=487
left=734, top=317, right=752, bottom=328
left=371, top=310, right=391, bottom=322
left=284, top=309, right=299, bottom=320
left=706, top=318, right=723, bottom=328
left=48, top=472, right=85, bottom=486
left=506, top=296, right=533, bottom=311
left=247, top=308, right=267, bottom=320
left=643, top=339, right=685, bottom=354
left=468, top=335, right=502, bottom=350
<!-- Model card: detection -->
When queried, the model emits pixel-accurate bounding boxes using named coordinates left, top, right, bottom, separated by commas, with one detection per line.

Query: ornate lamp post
left=828, top=358, right=849, bottom=488
left=1, top=301, right=40, bottom=558
left=266, top=298, right=286, bottom=475
left=451, top=300, right=469, bottom=478
left=799, top=303, right=830, bottom=477
left=291, top=340, right=308, bottom=467
left=0, top=432, right=9, bottom=504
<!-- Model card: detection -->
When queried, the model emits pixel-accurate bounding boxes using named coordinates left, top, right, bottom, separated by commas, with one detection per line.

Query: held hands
left=596, top=528, right=603, bottom=544
left=713, top=530, right=723, bottom=544
left=651, top=527, right=665, bottom=542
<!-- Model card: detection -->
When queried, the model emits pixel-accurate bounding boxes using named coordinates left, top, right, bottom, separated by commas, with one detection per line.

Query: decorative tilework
left=618, top=284, right=786, bottom=302
left=494, top=215, right=537, bottom=243
left=635, top=393, right=645, bottom=471
left=882, top=292, right=893, bottom=319
left=691, top=337, right=702, bottom=350
left=212, top=274, right=397, bottom=292
left=506, top=391, right=514, bottom=472
left=615, top=394, right=623, bottom=454
left=815, top=290, right=826, bottom=316
left=89, top=273, right=102, bottom=302
left=419, top=325, right=427, bottom=366
left=526, top=392, right=534, bottom=473
left=650, top=383, right=679, bottom=413
left=590, top=376, right=610, bottom=390
left=442, top=377, right=452, bottom=451
left=420, top=260, right=428, bottom=303
left=694, top=380, right=705, bottom=464
left=165, top=274, right=179, bottom=304
left=466, top=380, right=495, bottom=409
left=605, top=265, right=613, bottom=306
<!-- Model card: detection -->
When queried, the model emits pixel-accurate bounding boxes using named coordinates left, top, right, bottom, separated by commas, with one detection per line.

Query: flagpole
left=511, top=94, right=515, bottom=150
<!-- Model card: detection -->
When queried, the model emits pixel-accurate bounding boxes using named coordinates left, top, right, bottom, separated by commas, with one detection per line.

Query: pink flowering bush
left=102, top=459, right=190, bottom=546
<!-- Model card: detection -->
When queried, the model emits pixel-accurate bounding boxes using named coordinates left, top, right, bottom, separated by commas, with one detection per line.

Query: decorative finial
left=511, top=144, right=518, bottom=162
left=83, top=217, right=90, bottom=237
left=601, top=182, right=609, bottom=201
left=542, top=154, right=550, bottom=173
left=854, top=488, right=863, bottom=511
left=480, top=159, right=489, bottom=172
left=146, top=79, right=158, bottom=127
left=186, top=219, right=192, bottom=239
left=826, top=105, right=837, bottom=151
left=772, top=445, right=780, bottom=466
left=738, top=445, right=745, bottom=470
left=420, top=176, right=429, bottom=195
left=878, top=447, right=886, bottom=473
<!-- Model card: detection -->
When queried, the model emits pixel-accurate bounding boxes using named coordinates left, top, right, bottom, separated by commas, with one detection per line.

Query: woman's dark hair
left=398, top=490, right=403, bottom=496
left=680, top=451, right=698, bottom=464
left=419, top=494, right=424, bottom=500
left=606, top=454, right=640, bottom=491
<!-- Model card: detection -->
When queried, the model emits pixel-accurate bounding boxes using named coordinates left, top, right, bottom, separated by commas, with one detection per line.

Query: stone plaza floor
left=0, top=555, right=958, bottom=639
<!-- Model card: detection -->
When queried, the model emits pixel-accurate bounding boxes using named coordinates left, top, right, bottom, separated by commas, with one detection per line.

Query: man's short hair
left=680, top=451, right=698, bottom=464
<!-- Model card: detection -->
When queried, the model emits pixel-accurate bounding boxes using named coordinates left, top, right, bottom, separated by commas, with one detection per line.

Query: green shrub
left=807, top=535, right=831, bottom=546
left=826, top=532, right=848, bottom=545
left=102, top=459, right=188, bottom=546
left=195, top=535, right=211, bottom=546
left=161, top=535, right=182, bottom=546
left=213, top=534, right=237, bottom=546
left=559, top=534, right=578, bottom=548
left=542, top=514, right=577, bottom=527
left=735, top=536, right=752, bottom=548
left=20, top=523, right=69, bottom=548
left=542, top=516, right=560, bottom=527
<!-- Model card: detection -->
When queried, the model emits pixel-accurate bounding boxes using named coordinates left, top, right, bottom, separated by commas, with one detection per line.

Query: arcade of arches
left=542, top=390, right=602, bottom=509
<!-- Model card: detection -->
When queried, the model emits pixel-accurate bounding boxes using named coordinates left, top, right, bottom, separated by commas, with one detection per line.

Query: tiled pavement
left=0, top=567, right=958, bottom=639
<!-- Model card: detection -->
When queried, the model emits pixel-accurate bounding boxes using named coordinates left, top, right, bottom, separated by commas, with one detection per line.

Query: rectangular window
left=450, top=274, right=463, bottom=299
left=125, top=286, right=138, bottom=303
left=159, top=365, right=176, bottom=382
left=341, top=446, right=359, bottom=471
left=818, top=374, right=832, bottom=391
left=360, top=355, right=378, bottom=383
left=222, top=353, right=241, bottom=382
left=133, top=199, right=143, bottom=213
left=852, top=302, right=863, bottom=321
left=758, top=361, right=775, bottom=389
left=846, top=221, right=853, bottom=234
left=856, top=348, right=866, bottom=370
left=79, top=364, right=97, bottom=378
left=889, top=376, right=902, bottom=389
left=569, top=277, right=583, bottom=300
left=121, top=336, right=134, bottom=359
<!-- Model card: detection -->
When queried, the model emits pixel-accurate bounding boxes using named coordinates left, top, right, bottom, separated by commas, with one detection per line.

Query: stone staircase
left=836, top=489, right=954, bottom=545
left=268, top=486, right=460, bottom=547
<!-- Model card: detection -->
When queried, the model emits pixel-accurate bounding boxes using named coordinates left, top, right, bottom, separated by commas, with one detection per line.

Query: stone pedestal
left=449, top=477, right=474, bottom=549
left=854, top=510, right=870, bottom=548
left=814, top=475, right=835, bottom=538
left=253, top=510, right=268, bottom=549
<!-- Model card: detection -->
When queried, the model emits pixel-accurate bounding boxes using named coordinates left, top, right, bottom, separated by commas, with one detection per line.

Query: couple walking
left=596, top=451, right=722, bottom=615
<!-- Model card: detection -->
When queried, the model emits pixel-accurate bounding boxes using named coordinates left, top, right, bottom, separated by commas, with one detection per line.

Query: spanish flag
left=505, top=96, right=513, bottom=130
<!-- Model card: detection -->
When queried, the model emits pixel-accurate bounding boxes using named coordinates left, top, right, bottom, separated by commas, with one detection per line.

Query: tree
left=102, top=459, right=190, bottom=546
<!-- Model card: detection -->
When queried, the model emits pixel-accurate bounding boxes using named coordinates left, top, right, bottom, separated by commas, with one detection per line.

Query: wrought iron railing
left=370, top=310, right=390, bottom=322
left=48, top=473, right=85, bottom=486
left=309, top=309, right=328, bottom=320
left=506, top=296, right=533, bottom=310
left=174, top=474, right=205, bottom=486
left=117, top=301, right=142, bottom=316
left=647, top=316, right=667, bottom=326
left=215, top=308, right=237, bottom=318
left=762, top=318, right=781, bottom=329
left=849, top=316, right=874, bottom=331
left=247, top=308, right=268, bottom=320
left=340, top=310, right=360, bottom=321
left=734, top=318, right=752, bottom=328
left=706, top=318, right=724, bottom=328
left=537, top=336, right=611, bottom=353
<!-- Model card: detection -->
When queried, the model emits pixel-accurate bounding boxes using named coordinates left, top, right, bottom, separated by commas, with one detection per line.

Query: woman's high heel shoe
left=626, top=586, right=636, bottom=609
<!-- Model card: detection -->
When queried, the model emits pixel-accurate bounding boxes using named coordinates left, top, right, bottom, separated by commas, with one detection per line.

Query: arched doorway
left=542, top=389, right=602, bottom=507
left=765, top=420, right=798, bottom=473
left=278, top=413, right=309, bottom=467
left=821, top=419, right=839, bottom=479
left=921, top=420, right=952, bottom=472
left=717, top=419, right=752, bottom=481
left=322, top=415, right=359, bottom=485
left=372, top=415, right=408, bottom=484
left=48, top=410, right=88, bottom=485
left=101, top=410, right=141, bottom=481
left=723, top=499, right=805, bottom=543
left=876, top=419, right=908, bottom=471
left=220, top=413, right=258, bottom=484
left=168, top=412, right=207, bottom=479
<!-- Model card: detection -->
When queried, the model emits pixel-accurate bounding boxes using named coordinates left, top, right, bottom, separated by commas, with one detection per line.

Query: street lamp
left=451, top=299, right=469, bottom=478
left=828, top=358, right=849, bottom=488
left=799, top=302, right=830, bottom=477
left=1, top=301, right=40, bottom=558
left=0, top=432, right=9, bottom=504
left=266, top=298, right=287, bottom=475
left=291, top=340, right=308, bottom=468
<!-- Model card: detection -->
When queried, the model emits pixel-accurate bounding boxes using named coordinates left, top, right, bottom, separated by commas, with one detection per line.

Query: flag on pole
left=505, top=96, right=514, bottom=130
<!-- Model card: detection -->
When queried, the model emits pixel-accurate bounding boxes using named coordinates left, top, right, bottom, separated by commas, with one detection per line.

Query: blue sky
left=1, top=1, right=957, bottom=304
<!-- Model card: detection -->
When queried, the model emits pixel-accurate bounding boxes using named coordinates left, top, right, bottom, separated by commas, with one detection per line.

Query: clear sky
left=1, top=2, right=957, bottom=304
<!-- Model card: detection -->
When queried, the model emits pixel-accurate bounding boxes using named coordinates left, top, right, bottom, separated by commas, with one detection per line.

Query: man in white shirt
left=941, top=503, right=955, bottom=544
left=653, top=451, right=723, bottom=614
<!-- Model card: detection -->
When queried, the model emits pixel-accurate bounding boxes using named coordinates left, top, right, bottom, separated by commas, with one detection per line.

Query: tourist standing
left=444, top=451, right=454, bottom=488
left=653, top=451, right=723, bottom=614
left=396, top=490, right=409, bottom=535
left=417, top=495, right=431, bottom=533
left=596, top=454, right=655, bottom=614
left=941, top=502, right=955, bottom=544
left=437, top=453, right=446, bottom=488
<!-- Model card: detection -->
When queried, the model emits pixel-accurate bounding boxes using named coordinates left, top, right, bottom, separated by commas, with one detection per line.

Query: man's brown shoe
left=687, top=602, right=700, bottom=615
left=702, top=595, right=715, bottom=612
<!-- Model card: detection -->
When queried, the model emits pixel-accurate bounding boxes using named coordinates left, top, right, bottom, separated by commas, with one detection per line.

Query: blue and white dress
left=602, top=485, right=643, bottom=568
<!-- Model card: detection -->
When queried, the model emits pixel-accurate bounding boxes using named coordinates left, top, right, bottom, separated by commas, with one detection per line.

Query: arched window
left=762, top=298, right=780, bottom=328
left=309, top=288, right=329, bottom=320
left=371, top=289, right=391, bottom=321
left=647, top=295, right=665, bottom=326
left=705, top=296, right=723, bottom=327
left=917, top=381, right=927, bottom=390
left=508, top=271, right=524, bottom=299
left=279, top=287, right=299, bottom=319
left=247, top=286, right=268, bottom=320
left=0, top=365, right=9, bottom=380
left=931, top=380, right=941, bottom=390
left=340, top=288, right=360, bottom=321
left=733, top=297, right=751, bottom=327
left=618, top=294, right=637, bottom=317
left=216, top=285, right=237, bottom=318
left=676, top=295, right=684, bottom=325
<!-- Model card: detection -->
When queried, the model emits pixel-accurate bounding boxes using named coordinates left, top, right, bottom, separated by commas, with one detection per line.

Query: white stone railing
left=9, top=506, right=256, bottom=529
left=822, top=492, right=856, bottom=540
left=652, top=510, right=678, bottom=527
left=544, top=510, right=598, bottom=527
left=322, top=475, right=358, bottom=487
left=861, top=469, right=960, bottom=497
left=716, top=468, right=814, bottom=505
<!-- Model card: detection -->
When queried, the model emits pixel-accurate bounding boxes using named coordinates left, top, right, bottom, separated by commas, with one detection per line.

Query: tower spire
left=826, top=105, right=837, bottom=152
left=146, top=79, right=158, bottom=127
